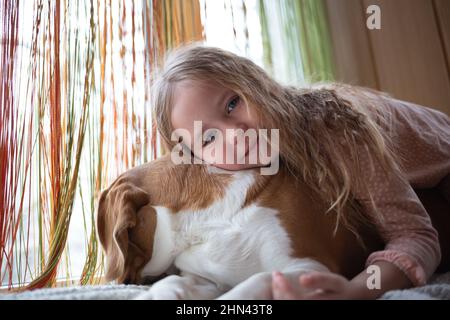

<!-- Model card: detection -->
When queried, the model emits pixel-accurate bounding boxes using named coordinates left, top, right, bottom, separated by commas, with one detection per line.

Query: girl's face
left=171, top=80, right=265, bottom=171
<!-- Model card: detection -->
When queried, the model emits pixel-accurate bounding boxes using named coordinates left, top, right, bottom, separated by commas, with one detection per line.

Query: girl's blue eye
left=227, top=96, right=240, bottom=113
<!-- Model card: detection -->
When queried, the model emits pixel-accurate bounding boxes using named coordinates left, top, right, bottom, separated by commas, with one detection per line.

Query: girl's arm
left=350, top=260, right=412, bottom=299
left=354, top=146, right=441, bottom=287
left=272, top=260, right=412, bottom=299
left=273, top=144, right=442, bottom=299
left=273, top=94, right=447, bottom=299
left=352, top=94, right=447, bottom=287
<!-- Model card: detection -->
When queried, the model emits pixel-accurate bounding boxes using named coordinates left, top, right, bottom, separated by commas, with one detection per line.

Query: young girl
left=152, top=44, right=450, bottom=299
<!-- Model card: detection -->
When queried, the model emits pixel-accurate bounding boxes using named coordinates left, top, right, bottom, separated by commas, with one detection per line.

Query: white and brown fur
left=96, top=155, right=388, bottom=299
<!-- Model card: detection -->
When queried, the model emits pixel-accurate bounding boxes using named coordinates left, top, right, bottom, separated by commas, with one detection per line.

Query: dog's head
left=97, top=177, right=157, bottom=284
left=96, top=157, right=235, bottom=284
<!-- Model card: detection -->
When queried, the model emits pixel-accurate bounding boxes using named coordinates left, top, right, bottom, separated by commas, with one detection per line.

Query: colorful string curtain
left=0, top=0, right=203, bottom=290
left=1, top=0, right=334, bottom=290
left=200, top=0, right=334, bottom=85
left=258, top=0, right=335, bottom=84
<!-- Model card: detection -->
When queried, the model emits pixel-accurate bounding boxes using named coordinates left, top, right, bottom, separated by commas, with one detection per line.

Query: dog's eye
left=203, top=131, right=216, bottom=147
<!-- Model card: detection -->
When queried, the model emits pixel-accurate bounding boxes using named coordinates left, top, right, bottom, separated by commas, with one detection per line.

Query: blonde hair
left=152, top=43, right=404, bottom=235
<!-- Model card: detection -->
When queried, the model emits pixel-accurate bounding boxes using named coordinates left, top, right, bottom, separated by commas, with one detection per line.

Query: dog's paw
left=217, top=273, right=273, bottom=300
left=134, top=277, right=189, bottom=300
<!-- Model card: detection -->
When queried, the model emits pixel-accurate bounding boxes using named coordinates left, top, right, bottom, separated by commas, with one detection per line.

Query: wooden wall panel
left=325, top=0, right=450, bottom=116
left=363, top=0, right=450, bottom=115
left=324, top=0, right=378, bottom=88
left=434, top=0, right=450, bottom=79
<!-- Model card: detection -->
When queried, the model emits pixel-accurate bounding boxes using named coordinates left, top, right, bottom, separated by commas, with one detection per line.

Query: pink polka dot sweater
left=350, top=94, right=450, bottom=286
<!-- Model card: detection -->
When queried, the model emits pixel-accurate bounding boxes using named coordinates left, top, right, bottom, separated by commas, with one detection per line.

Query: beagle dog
left=97, top=155, right=449, bottom=299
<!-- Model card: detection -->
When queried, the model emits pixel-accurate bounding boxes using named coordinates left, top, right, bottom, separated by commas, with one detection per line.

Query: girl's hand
left=272, top=271, right=365, bottom=300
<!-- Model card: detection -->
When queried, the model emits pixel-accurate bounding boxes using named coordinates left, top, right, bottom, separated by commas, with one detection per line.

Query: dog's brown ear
left=125, top=204, right=158, bottom=283
left=97, top=179, right=156, bottom=283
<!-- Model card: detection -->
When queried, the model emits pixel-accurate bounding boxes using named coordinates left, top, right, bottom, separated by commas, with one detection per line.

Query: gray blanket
left=1, top=272, right=450, bottom=300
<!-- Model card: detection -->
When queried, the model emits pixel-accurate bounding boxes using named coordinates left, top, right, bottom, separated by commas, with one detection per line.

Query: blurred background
left=1, top=0, right=449, bottom=290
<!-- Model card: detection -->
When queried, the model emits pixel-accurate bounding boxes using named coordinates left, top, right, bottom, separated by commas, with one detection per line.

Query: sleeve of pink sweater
left=352, top=96, right=450, bottom=286
left=355, top=153, right=441, bottom=286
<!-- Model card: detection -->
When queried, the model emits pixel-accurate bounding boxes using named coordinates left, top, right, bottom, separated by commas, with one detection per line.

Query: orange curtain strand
left=0, top=0, right=204, bottom=290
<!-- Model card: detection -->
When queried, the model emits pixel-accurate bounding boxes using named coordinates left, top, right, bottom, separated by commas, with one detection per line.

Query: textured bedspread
left=1, top=272, right=449, bottom=300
